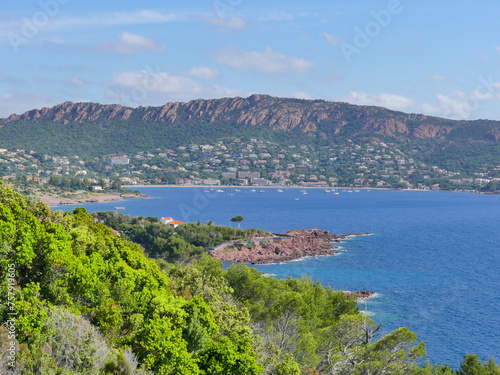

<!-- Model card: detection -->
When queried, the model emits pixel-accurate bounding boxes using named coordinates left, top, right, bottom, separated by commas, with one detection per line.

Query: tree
left=483, top=358, right=500, bottom=375
left=457, top=354, right=500, bottom=375
left=231, top=216, right=245, bottom=229
left=110, top=179, right=121, bottom=190
left=318, top=315, right=426, bottom=375
left=458, top=354, right=483, bottom=375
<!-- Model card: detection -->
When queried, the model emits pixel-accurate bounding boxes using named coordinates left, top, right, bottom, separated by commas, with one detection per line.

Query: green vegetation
left=1, top=96, right=499, bottom=192
left=93, top=211, right=269, bottom=263
left=0, top=183, right=262, bottom=374
left=0, top=182, right=498, bottom=374
left=0, top=118, right=304, bottom=159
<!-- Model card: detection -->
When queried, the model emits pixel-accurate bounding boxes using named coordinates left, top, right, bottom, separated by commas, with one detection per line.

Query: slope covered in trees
left=0, top=183, right=262, bottom=374
left=0, top=95, right=499, bottom=170
left=0, top=182, right=498, bottom=374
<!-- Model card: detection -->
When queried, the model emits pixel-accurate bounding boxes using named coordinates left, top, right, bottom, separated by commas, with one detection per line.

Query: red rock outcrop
left=211, top=229, right=371, bottom=265
left=3, top=94, right=496, bottom=143
left=412, top=124, right=452, bottom=139
left=344, top=290, right=376, bottom=300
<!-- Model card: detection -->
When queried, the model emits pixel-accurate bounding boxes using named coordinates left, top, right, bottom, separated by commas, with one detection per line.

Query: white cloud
left=256, top=12, right=295, bottom=21
left=423, top=85, right=500, bottom=119
left=341, top=91, right=473, bottom=119
left=254, top=11, right=322, bottom=22
left=92, top=32, right=165, bottom=55
left=472, top=88, right=493, bottom=101
left=108, top=69, right=239, bottom=107
left=186, top=67, right=219, bottom=79
left=214, top=47, right=315, bottom=74
left=205, top=16, right=247, bottom=32
left=56, top=10, right=184, bottom=29
left=343, top=92, right=416, bottom=112
left=422, top=92, right=473, bottom=119
left=343, top=89, right=500, bottom=120
left=320, top=32, right=342, bottom=46
left=68, top=10, right=186, bottom=28
left=0, top=10, right=186, bottom=39
left=112, top=71, right=201, bottom=94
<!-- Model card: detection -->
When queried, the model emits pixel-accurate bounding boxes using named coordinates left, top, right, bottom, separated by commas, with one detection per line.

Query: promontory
left=210, top=228, right=371, bottom=264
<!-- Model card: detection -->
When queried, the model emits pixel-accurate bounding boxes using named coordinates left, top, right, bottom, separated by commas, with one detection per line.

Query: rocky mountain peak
left=1, top=95, right=499, bottom=143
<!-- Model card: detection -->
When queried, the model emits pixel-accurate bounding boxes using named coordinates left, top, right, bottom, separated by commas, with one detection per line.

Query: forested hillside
left=1, top=96, right=500, bottom=192
left=0, top=182, right=499, bottom=374
left=0, top=95, right=499, bottom=167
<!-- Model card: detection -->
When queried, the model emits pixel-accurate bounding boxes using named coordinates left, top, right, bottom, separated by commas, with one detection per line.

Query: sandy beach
left=122, top=184, right=403, bottom=190
left=122, top=184, right=439, bottom=193
left=34, top=192, right=149, bottom=206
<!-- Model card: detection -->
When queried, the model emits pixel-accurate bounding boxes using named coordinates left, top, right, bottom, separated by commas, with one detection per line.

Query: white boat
left=114, top=207, right=125, bottom=210
left=324, top=190, right=331, bottom=193
left=250, top=189, right=256, bottom=192
left=216, top=189, right=224, bottom=192
left=277, top=189, right=283, bottom=192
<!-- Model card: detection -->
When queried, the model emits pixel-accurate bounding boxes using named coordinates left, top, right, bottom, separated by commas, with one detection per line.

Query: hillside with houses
left=0, top=95, right=499, bottom=193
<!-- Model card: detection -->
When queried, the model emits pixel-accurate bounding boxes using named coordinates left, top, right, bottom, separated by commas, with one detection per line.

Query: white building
left=160, top=217, right=185, bottom=228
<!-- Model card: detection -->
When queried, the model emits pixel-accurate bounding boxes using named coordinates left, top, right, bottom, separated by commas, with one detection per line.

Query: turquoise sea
left=53, top=187, right=500, bottom=367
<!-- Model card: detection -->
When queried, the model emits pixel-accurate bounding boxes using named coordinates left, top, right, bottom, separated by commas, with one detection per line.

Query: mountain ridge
left=2, top=94, right=499, bottom=142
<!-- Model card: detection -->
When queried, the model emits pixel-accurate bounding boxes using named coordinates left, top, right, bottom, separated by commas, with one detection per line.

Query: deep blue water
left=53, top=188, right=500, bottom=367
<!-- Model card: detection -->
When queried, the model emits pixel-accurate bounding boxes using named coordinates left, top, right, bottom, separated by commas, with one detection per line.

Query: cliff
left=2, top=94, right=498, bottom=143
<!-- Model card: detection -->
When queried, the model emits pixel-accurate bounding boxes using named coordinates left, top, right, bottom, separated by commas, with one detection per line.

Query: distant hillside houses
left=119, top=177, right=140, bottom=185
left=299, top=181, right=329, bottom=187
left=239, top=171, right=260, bottom=179
left=110, top=156, right=130, bottom=165
left=222, top=172, right=237, bottom=179
left=176, top=178, right=221, bottom=186
left=251, top=178, right=271, bottom=186
left=449, top=178, right=498, bottom=185
left=0, top=126, right=498, bottom=193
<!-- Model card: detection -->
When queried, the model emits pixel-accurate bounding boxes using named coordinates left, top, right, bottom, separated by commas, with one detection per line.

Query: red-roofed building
left=160, top=217, right=185, bottom=228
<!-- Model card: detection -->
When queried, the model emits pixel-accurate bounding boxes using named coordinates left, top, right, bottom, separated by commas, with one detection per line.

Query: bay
left=52, top=187, right=500, bottom=367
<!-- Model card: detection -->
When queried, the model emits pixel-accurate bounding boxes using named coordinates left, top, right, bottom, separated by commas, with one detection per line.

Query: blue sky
left=1, top=0, right=500, bottom=120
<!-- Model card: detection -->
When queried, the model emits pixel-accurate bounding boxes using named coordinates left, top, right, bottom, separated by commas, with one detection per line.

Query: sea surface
left=52, top=187, right=500, bottom=367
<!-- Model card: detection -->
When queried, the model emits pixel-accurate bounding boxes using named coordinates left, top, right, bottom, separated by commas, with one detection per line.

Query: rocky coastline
left=344, top=290, right=376, bottom=300
left=210, top=228, right=371, bottom=265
